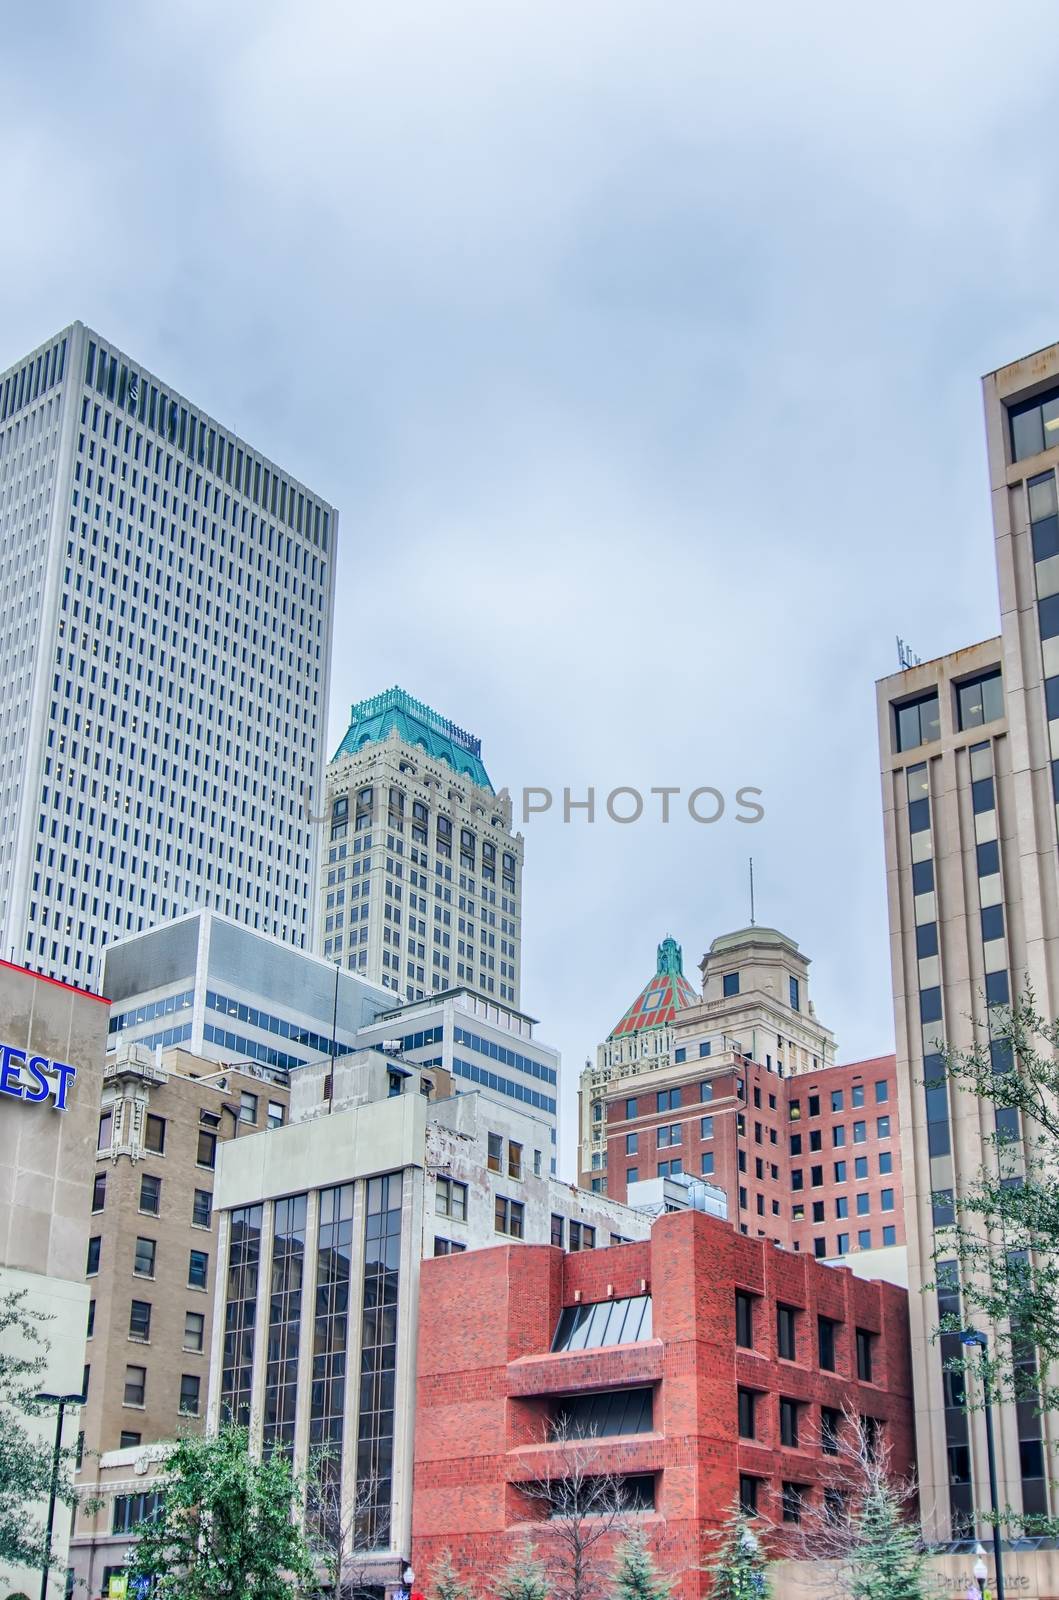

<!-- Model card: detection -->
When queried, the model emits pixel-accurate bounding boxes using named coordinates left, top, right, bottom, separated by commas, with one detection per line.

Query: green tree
left=429, top=1548, right=476, bottom=1600
left=844, top=1476, right=926, bottom=1600
left=613, top=1530, right=671, bottom=1600
left=496, top=1538, right=549, bottom=1600
left=929, top=992, right=1059, bottom=1415
left=0, top=1290, right=79, bottom=1572
left=707, top=1509, right=769, bottom=1600
left=125, top=1424, right=317, bottom=1599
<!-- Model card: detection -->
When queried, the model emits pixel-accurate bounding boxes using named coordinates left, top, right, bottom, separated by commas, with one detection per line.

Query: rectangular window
left=179, top=1374, right=201, bottom=1415
left=184, top=1311, right=205, bottom=1352
left=133, top=1237, right=155, bottom=1277
left=508, top=1141, right=523, bottom=1180
left=882, top=1224, right=897, bottom=1246
left=777, top=1303, right=797, bottom=1360
left=239, top=1090, right=258, bottom=1124
left=874, top=1080, right=889, bottom=1104
left=267, top=1100, right=285, bottom=1130
left=188, top=1249, right=209, bottom=1289
left=569, top=1221, right=596, bottom=1252
left=831, top=1090, right=844, bottom=1112
left=144, top=1114, right=166, bottom=1154
left=550, top=1214, right=565, bottom=1248
left=780, top=1397, right=799, bottom=1448
left=626, top=1097, right=638, bottom=1118
left=739, top=1475, right=760, bottom=1516
left=894, top=692, right=940, bottom=752
left=821, top=1405, right=841, bottom=1454
left=87, top=1235, right=101, bottom=1275
left=128, top=1300, right=151, bottom=1341
left=853, top=1120, right=867, bottom=1143
left=735, top=1290, right=755, bottom=1349
left=834, top=1160, right=847, bottom=1182
left=553, top=1387, right=653, bottom=1439
left=192, top=1189, right=212, bottom=1228
left=495, top=1197, right=525, bottom=1238
left=124, top=1365, right=146, bottom=1406
left=487, top=1132, right=503, bottom=1173
left=881, top=1188, right=894, bottom=1212
left=877, top=1115, right=891, bottom=1138
left=1009, top=384, right=1059, bottom=462
left=957, top=670, right=1004, bottom=730
left=92, top=1173, right=107, bottom=1213
left=818, top=1316, right=838, bottom=1371
left=701, top=1152, right=714, bottom=1175
left=699, top=1081, right=713, bottom=1101
left=135, top=1173, right=161, bottom=1215
left=782, top=1482, right=805, bottom=1524
left=737, top=1387, right=757, bottom=1439
left=551, top=1295, right=652, bottom=1352
left=97, top=1111, right=113, bottom=1151
left=119, top=1432, right=141, bottom=1450
left=852, top=1084, right=865, bottom=1108
left=856, top=1327, right=874, bottom=1382
left=436, top=1177, right=468, bottom=1220
left=723, top=972, right=740, bottom=996
left=626, top=1133, right=639, bottom=1154
left=196, top=1131, right=217, bottom=1169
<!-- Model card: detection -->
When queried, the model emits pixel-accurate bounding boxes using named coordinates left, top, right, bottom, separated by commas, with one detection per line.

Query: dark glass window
left=894, top=693, right=940, bottom=752
left=821, top=1406, right=841, bottom=1454
left=1030, top=471, right=1059, bottom=561
left=188, top=1249, right=208, bottom=1289
left=551, top=1295, right=652, bottom=1352
left=625, top=1097, right=637, bottom=1118
left=782, top=1482, right=805, bottom=1524
left=128, top=1300, right=151, bottom=1340
left=139, top=1174, right=161, bottom=1215
left=737, top=1387, right=757, bottom=1439
left=957, top=671, right=1003, bottom=730
left=739, top=1475, right=760, bottom=1516
left=818, top=1316, right=838, bottom=1371
left=735, top=1291, right=755, bottom=1349
left=92, top=1173, right=106, bottom=1213
left=856, top=1327, right=874, bottom=1381
left=144, top=1114, right=165, bottom=1154
left=777, top=1303, right=797, bottom=1360
left=1009, top=385, right=1059, bottom=462
left=780, top=1397, right=799, bottom=1447
left=196, top=1131, right=217, bottom=1169
left=789, top=976, right=800, bottom=1011
left=192, top=1189, right=212, bottom=1228
left=553, top=1388, right=653, bottom=1439
left=723, top=972, right=740, bottom=996
left=133, top=1237, right=155, bottom=1276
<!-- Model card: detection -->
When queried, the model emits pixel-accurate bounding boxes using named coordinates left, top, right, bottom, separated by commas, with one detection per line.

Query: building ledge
left=507, top=1341, right=663, bottom=1397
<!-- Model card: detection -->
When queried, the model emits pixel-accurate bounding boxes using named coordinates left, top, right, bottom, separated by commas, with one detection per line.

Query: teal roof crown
left=656, top=936, right=684, bottom=977
left=333, top=686, right=493, bottom=791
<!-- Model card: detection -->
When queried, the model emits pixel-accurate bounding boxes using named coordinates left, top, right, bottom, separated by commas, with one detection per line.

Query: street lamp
left=34, top=1390, right=85, bottom=1600
left=960, top=1330, right=1005, bottom=1600
left=973, top=1545, right=988, bottom=1597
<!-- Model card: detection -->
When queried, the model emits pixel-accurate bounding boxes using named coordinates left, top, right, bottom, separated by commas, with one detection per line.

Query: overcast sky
left=4, top=1, right=1058, bottom=1172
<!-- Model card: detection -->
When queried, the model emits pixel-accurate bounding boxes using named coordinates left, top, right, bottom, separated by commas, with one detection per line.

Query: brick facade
left=411, top=1209, right=913, bottom=1597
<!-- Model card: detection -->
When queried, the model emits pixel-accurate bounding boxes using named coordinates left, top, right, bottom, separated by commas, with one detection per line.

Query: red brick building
left=605, top=1052, right=904, bottom=1260
left=411, top=1207, right=914, bottom=1597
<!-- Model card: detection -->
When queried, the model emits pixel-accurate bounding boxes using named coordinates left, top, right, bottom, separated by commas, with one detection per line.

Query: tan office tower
left=876, top=341, right=1059, bottom=1538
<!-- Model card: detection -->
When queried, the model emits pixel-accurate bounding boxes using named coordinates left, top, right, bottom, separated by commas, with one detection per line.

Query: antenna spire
left=749, top=858, right=756, bottom=927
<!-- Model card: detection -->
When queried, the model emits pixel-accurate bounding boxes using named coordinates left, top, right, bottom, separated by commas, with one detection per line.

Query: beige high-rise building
left=317, top=688, right=523, bottom=1007
left=70, top=1043, right=288, bottom=1599
left=876, top=341, right=1059, bottom=1538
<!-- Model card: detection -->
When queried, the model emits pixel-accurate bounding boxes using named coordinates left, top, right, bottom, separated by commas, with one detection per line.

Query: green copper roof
left=609, top=937, right=697, bottom=1038
left=333, top=687, right=493, bottom=791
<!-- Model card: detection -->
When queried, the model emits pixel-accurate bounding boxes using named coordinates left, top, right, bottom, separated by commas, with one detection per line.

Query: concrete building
left=318, top=688, right=523, bottom=1006
left=0, top=959, right=110, bottom=1598
left=0, top=323, right=337, bottom=988
left=582, top=929, right=902, bottom=1262
left=411, top=1206, right=915, bottom=1599
left=356, top=985, right=561, bottom=1173
left=876, top=340, right=1059, bottom=1539
left=206, top=1047, right=650, bottom=1597
left=577, top=935, right=697, bottom=1190
left=69, top=1043, right=289, bottom=1599
left=101, top=909, right=391, bottom=1070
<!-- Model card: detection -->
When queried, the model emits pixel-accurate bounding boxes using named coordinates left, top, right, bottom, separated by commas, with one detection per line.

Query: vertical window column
left=220, top=1204, right=263, bottom=1427
left=309, top=1184, right=354, bottom=1542
left=357, top=1172, right=403, bottom=1550
left=263, top=1194, right=307, bottom=1456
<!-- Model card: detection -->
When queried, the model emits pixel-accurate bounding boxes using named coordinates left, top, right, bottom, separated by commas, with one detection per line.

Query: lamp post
left=961, top=1330, right=1004, bottom=1600
left=973, top=1545, right=988, bottom=1598
left=34, top=1390, right=84, bottom=1600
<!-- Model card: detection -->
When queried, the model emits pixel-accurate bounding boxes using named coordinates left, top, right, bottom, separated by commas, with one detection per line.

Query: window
left=789, top=976, right=800, bottom=1011
left=657, top=1088, right=680, bottom=1112
left=180, top=1374, right=201, bottom=1416
left=837, top=1231, right=850, bottom=1254
left=835, top=1196, right=848, bottom=1219
left=894, top=692, right=940, bottom=752
left=737, top=1387, right=757, bottom=1439
left=739, top=1475, right=760, bottom=1516
left=812, top=1201, right=825, bottom=1223
left=831, top=1090, right=844, bottom=1112
left=658, top=1159, right=683, bottom=1178
left=855, top=1155, right=869, bottom=1179
left=239, top=1091, right=258, bottom=1124
left=777, top=1303, right=797, bottom=1360
left=789, top=1100, right=801, bottom=1121
left=569, top=1221, right=596, bottom=1252
left=881, top=1188, right=894, bottom=1212
left=821, top=1406, right=841, bottom=1454
left=91, top=1173, right=106, bottom=1213
left=856, top=1193, right=870, bottom=1216
left=144, top=1114, right=166, bottom=1155
left=495, top=1197, right=524, bottom=1238
left=487, top=1133, right=503, bottom=1174
left=434, top=1236, right=466, bottom=1255
left=196, top=1131, right=217, bottom=1169
left=551, top=1214, right=565, bottom=1248
left=551, top=1295, right=652, bottom=1351
left=674, top=1047, right=686, bottom=1064
left=188, top=1249, right=209, bottom=1289
left=782, top=1482, right=805, bottom=1524
left=436, top=1177, right=468, bottom=1220
left=834, top=1160, right=847, bottom=1182
left=701, top=1152, right=714, bottom=1175
left=956, top=670, right=1003, bottom=730
left=625, top=1133, right=639, bottom=1156
left=86, top=1299, right=96, bottom=1338
left=553, top=1388, right=653, bottom=1439
left=657, top=1124, right=681, bottom=1148
left=790, top=1133, right=802, bottom=1155
left=267, top=1100, right=285, bottom=1130
left=808, top=1095, right=820, bottom=1118
left=875, top=1080, right=889, bottom=1104
left=780, top=1396, right=799, bottom=1447
left=124, top=1365, right=146, bottom=1406
left=818, top=1316, right=838, bottom=1371
left=1009, top=384, right=1059, bottom=461
left=128, top=1300, right=151, bottom=1341
left=627, top=1168, right=639, bottom=1184
left=699, top=1081, right=713, bottom=1101
left=811, top=1165, right=823, bottom=1187
left=192, top=1189, right=212, bottom=1228
left=133, top=1237, right=155, bottom=1277
left=853, top=1121, right=866, bottom=1143
left=735, top=1291, right=755, bottom=1349
left=119, top=1431, right=142, bottom=1449
left=832, top=1125, right=846, bottom=1149
left=883, top=1225, right=897, bottom=1246
left=723, top=972, right=740, bottom=996
left=508, top=1141, right=523, bottom=1180
left=97, top=1111, right=113, bottom=1151
left=700, top=1117, right=713, bottom=1139
left=856, top=1328, right=874, bottom=1381
left=625, top=1097, right=638, bottom=1118
left=86, top=1235, right=101, bottom=1275
left=112, top=1492, right=162, bottom=1534
left=184, top=1311, right=205, bottom=1352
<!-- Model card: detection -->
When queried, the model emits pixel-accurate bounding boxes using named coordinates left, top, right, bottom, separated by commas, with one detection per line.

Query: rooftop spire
left=656, top=935, right=684, bottom=977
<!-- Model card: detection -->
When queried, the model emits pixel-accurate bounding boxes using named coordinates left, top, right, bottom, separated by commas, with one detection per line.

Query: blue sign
left=0, top=1043, right=76, bottom=1110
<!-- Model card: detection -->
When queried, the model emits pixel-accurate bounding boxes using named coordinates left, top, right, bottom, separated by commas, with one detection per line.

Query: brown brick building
left=70, top=1043, right=289, bottom=1599
left=411, top=1207, right=915, bottom=1597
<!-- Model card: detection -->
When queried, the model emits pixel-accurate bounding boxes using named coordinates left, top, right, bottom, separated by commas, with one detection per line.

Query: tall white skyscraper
left=0, top=322, right=337, bottom=986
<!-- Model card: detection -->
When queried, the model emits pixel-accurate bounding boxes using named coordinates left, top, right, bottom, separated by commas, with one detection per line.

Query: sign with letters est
left=0, top=1043, right=77, bottom=1110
